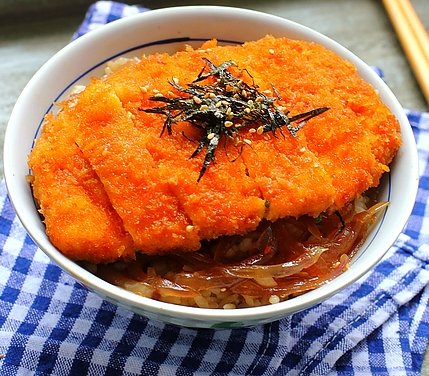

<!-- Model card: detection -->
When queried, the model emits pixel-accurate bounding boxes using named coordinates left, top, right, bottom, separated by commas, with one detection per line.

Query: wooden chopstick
left=382, top=0, right=429, bottom=104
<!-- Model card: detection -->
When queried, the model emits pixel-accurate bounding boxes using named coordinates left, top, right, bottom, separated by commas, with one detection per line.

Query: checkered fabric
left=71, top=1, right=149, bottom=40
left=1, top=2, right=428, bottom=375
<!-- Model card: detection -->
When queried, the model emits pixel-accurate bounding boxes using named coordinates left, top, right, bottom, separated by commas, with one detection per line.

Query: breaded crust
left=28, top=36, right=401, bottom=262
left=28, top=112, right=134, bottom=264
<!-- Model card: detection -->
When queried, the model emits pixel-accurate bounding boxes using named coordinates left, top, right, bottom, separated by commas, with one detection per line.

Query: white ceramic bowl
left=4, top=6, right=419, bottom=328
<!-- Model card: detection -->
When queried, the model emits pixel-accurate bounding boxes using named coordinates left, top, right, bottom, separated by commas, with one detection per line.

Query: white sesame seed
left=193, top=96, right=202, bottom=104
left=269, top=295, right=280, bottom=304
left=172, top=77, right=180, bottom=84
left=186, top=225, right=194, bottom=232
left=216, top=101, right=223, bottom=108
left=224, top=121, right=233, bottom=128
left=257, top=126, right=264, bottom=135
left=269, top=48, right=275, bottom=55
left=255, top=97, right=264, bottom=103
left=140, top=85, right=148, bottom=93
left=200, top=104, right=209, bottom=111
left=243, top=138, right=252, bottom=145
left=248, top=128, right=256, bottom=133
left=154, top=93, right=163, bottom=97
left=241, top=89, right=248, bottom=98
left=244, top=108, right=251, bottom=114
left=152, top=89, right=160, bottom=94
left=207, top=132, right=215, bottom=139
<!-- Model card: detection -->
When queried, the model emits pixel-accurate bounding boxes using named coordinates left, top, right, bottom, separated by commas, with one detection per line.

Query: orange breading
left=72, top=80, right=201, bottom=253
left=146, top=133, right=267, bottom=240
left=240, top=133, right=335, bottom=220
left=28, top=112, right=134, bottom=264
left=28, top=35, right=401, bottom=262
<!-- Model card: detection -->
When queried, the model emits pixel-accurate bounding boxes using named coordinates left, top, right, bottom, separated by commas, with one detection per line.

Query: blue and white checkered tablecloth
left=1, top=2, right=428, bottom=375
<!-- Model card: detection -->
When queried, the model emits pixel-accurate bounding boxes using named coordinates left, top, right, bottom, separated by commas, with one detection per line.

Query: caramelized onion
left=91, top=201, right=387, bottom=308
left=222, top=245, right=327, bottom=279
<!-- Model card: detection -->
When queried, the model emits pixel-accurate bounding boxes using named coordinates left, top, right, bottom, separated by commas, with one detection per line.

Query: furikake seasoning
left=142, top=58, right=329, bottom=181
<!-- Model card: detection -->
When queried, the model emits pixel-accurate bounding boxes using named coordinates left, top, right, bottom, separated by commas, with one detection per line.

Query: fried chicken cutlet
left=28, top=35, right=401, bottom=263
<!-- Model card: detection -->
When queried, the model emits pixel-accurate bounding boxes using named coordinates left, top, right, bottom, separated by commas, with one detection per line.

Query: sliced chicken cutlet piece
left=225, top=35, right=401, bottom=210
left=140, top=117, right=267, bottom=240
left=303, top=106, right=395, bottom=209
left=72, top=79, right=201, bottom=254
left=28, top=111, right=134, bottom=264
left=106, top=56, right=267, bottom=240
left=240, top=131, right=335, bottom=221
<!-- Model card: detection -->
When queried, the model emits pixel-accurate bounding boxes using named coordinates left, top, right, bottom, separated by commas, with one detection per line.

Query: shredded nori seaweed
left=142, top=59, right=329, bottom=181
